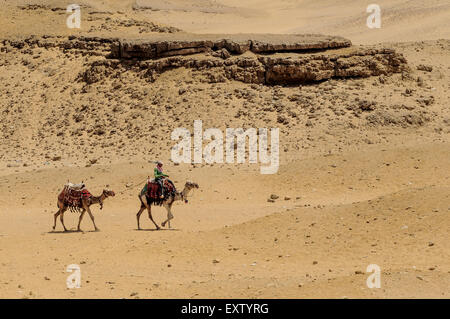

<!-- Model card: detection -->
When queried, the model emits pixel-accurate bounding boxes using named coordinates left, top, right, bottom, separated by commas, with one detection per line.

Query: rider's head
left=156, top=161, right=163, bottom=167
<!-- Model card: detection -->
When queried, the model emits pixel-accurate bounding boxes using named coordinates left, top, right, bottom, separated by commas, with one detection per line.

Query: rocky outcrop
left=4, top=34, right=408, bottom=86
left=98, top=34, right=408, bottom=85
left=1, top=36, right=115, bottom=56
left=83, top=46, right=408, bottom=85
left=110, top=34, right=352, bottom=59
left=114, top=40, right=214, bottom=59
left=260, top=48, right=408, bottom=84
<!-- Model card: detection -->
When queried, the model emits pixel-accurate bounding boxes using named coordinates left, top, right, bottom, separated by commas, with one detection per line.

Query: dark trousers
left=155, top=178, right=165, bottom=196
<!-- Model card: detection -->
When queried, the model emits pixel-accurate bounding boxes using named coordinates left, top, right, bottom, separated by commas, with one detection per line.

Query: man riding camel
left=154, top=161, right=169, bottom=198
left=140, top=161, right=175, bottom=201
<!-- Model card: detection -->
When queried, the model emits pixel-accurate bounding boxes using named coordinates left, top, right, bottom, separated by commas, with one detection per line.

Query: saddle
left=146, top=179, right=176, bottom=200
left=58, top=184, right=92, bottom=208
left=66, top=182, right=85, bottom=190
left=146, top=181, right=161, bottom=200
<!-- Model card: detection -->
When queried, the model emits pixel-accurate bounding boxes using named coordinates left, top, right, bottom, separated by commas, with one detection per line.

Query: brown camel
left=53, top=189, right=115, bottom=232
left=137, top=181, right=199, bottom=230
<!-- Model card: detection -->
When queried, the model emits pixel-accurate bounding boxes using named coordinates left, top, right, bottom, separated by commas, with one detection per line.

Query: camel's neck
left=175, top=187, right=192, bottom=202
left=91, top=193, right=106, bottom=205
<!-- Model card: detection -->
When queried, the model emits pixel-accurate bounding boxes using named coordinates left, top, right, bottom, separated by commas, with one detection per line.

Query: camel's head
left=185, top=181, right=199, bottom=190
left=182, top=181, right=198, bottom=204
left=103, top=189, right=116, bottom=198
left=98, top=189, right=115, bottom=210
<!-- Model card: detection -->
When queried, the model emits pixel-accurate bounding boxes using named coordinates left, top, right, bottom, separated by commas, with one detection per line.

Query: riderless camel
left=53, top=189, right=115, bottom=232
left=137, top=181, right=199, bottom=230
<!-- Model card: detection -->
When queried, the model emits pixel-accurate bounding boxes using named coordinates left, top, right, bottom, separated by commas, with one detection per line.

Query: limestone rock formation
left=86, top=46, right=408, bottom=85
left=2, top=34, right=407, bottom=86
left=110, top=34, right=352, bottom=59
left=102, top=34, right=407, bottom=85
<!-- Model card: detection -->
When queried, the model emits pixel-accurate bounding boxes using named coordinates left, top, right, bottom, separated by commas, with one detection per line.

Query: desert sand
left=0, top=0, right=449, bottom=298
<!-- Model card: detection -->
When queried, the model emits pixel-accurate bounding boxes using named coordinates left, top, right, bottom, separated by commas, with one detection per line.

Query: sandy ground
left=0, top=140, right=449, bottom=298
left=0, top=1, right=449, bottom=298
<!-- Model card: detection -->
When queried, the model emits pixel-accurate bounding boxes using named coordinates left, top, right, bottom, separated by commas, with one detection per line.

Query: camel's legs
left=161, top=204, right=174, bottom=228
left=147, top=205, right=160, bottom=230
left=136, top=205, right=145, bottom=230
left=53, top=208, right=61, bottom=230
left=136, top=195, right=149, bottom=230
left=77, top=209, right=86, bottom=231
left=59, top=207, right=68, bottom=231
left=86, top=207, right=99, bottom=231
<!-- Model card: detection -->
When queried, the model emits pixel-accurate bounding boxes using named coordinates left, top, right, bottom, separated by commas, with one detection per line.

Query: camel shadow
left=48, top=229, right=79, bottom=234
left=135, top=228, right=180, bottom=232
left=48, top=229, right=99, bottom=234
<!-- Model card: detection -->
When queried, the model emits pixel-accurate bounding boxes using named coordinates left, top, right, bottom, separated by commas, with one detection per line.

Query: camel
left=137, top=180, right=199, bottom=230
left=53, top=189, right=115, bottom=232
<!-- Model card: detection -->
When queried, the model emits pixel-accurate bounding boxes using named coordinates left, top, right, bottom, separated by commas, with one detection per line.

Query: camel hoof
left=161, top=222, right=166, bottom=227
left=94, top=228, right=100, bottom=232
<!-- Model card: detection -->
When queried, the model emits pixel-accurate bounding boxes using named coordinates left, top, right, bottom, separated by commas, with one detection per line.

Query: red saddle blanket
left=147, top=182, right=161, bottom=199
left=58, top=187, right=92, bottom=207
left=145, top=180, right=175, bottom=200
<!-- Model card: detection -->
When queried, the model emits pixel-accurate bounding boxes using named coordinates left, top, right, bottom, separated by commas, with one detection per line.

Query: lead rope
left=118, top=177, right=149, bottom=195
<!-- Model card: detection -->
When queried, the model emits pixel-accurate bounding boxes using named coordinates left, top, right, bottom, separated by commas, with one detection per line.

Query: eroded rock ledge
left=110, top=34, right=352, bottom=59
left=84, top=47, right=408, bottom=85
left=101, top=33, right=408, bottom=85
left=0, top=34, right=408, bottom=85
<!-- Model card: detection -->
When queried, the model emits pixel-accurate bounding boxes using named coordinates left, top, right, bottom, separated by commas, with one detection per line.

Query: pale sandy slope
left=2, top=0, right=450, bottom=43
left=136, top=0, right=450, bottom=44
left=0, top=140, right=448, bottom=298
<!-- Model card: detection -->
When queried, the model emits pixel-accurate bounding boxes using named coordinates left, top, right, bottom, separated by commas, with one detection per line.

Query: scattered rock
left=417, top=64, right=433, bottom=72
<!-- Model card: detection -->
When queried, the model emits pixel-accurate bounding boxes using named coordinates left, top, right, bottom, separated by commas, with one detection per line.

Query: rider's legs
left=157, top=178, right=165, bottom=198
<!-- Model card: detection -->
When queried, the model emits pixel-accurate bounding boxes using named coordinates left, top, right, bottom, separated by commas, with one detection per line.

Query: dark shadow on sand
left=48, top=229, right=100, bottom=234
left=135, top=228, right=180, bottom=232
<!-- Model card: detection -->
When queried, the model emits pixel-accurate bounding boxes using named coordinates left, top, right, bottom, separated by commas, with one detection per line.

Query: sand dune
left=135, top=0, right=450, bottom=43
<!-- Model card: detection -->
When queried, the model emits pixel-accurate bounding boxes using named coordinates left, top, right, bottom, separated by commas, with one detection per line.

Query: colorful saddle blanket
left=140, top=179, right=176, bottom=200
left=58, top=186, right=92, bottom=208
